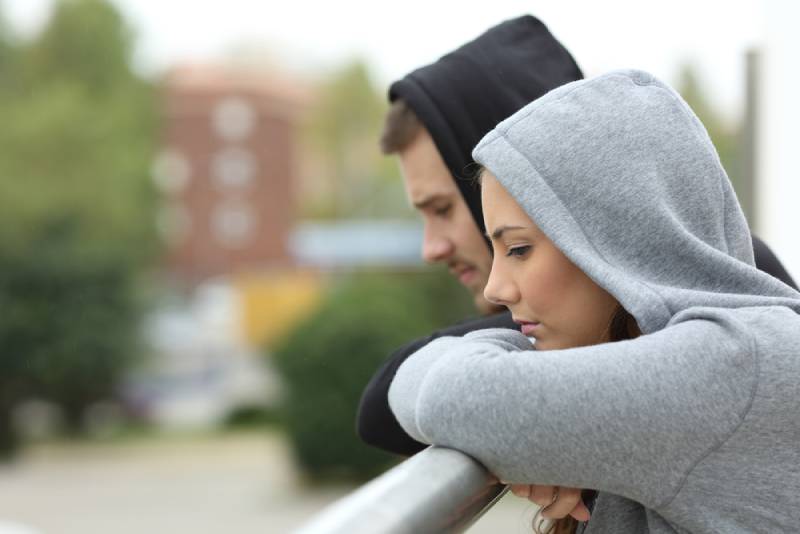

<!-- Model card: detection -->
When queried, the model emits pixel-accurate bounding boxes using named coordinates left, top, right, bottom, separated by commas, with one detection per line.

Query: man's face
left=398, top=128, right=496, bottom=314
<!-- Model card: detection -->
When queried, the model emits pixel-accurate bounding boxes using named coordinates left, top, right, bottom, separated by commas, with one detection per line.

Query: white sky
left=3, top=0, right=763, bottom=121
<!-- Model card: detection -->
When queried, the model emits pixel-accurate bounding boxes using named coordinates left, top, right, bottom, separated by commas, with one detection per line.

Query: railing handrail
left=294, top=446, right=507, bottom=534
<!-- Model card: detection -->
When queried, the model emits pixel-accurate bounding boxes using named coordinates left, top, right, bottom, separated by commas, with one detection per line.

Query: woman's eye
left=506, top=245, right=531, bottom=258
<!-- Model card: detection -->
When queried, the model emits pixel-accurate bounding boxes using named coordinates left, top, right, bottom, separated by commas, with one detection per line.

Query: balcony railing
left=295, top=446, right=508, bottom=534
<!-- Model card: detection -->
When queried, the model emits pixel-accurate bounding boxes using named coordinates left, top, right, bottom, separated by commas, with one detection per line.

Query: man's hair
left=380, top=99, right=423, bottom=154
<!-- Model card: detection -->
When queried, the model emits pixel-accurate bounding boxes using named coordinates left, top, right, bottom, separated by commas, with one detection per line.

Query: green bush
left=272, top=269, right=474, bottom=481
left=223, top=404, right=281, bottom=429
left=0, top=221, right=144, bottom=457
left=0, top=0, right=156, bottom=458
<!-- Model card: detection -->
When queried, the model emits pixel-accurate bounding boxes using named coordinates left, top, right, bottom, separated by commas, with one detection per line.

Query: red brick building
left=154, top=64, right=308, bottom=282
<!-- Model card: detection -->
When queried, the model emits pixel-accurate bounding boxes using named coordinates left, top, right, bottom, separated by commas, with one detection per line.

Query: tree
left=676, top=64, right=747, bottom=215
left=0, top=220, right=141, bottom=435
left=299, top=60, right=409, bottom=220
left=0, top=7, right=16, bottom=91
left=0, top=0, right=157, bottom=455
left=0, top=0, right=158, bottom=259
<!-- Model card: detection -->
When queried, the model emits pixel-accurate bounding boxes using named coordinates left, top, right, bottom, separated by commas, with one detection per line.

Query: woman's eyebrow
left=487, top=225, right=527, bottom=240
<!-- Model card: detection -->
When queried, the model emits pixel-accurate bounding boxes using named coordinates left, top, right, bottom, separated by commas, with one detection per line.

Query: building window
left=211, top=203, right=256, bottom=247
left=211, top=147, right=257, bottom=188
left=212, top=97, right=256, bottom=141
left=152, top=149, right=191, bottom=194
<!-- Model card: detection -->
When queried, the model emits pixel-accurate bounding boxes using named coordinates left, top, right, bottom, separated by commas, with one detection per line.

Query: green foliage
left=0, top=0, right=158, bottom=260
left=273, top=269, right=474, bottom=481
left=0, top=0, right=157, bottom=456
left=21, top=0, right=135, bottom=94
left=307, top=61, right=385, bottom=154
left=676, top=64, right=747, bottom=217
left=223, top=404, right=281, bottom=429
left=0, top=11, right=16, bottom=91
left=0, top=220, right=141, bottom=426
left=300, top=60, right=408, bottom=220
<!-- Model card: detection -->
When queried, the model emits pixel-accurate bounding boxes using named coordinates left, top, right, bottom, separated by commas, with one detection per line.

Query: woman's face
left=481, top=172, right=620, bottom=351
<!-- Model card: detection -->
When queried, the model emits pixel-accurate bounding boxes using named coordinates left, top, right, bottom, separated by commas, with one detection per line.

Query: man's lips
left=450, top=265, right=477, bottom=285
left=514, top=318, right=541, bottom=336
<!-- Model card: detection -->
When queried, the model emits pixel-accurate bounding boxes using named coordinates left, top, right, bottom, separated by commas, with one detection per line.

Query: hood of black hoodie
left=388, top=15, right=583, bottom=236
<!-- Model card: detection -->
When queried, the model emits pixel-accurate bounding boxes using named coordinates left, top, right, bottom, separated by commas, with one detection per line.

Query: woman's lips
left=518, top=322, right=541, bottom=336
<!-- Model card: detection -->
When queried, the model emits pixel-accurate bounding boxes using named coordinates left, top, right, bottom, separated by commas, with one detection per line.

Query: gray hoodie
left=388, top=70, right=800, bottom=533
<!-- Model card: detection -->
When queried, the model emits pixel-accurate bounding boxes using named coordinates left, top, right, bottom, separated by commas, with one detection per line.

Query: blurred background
left=0, top=1, right=797, bottom=533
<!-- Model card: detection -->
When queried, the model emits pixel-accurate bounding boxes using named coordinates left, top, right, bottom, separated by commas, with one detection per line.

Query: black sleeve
left=752, top=234, right=798, bottom=290
left=355, top=310, right=518, bottom=456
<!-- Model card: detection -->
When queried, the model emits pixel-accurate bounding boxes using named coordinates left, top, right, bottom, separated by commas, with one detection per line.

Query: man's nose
left=421, top=231, right=453, bottom=263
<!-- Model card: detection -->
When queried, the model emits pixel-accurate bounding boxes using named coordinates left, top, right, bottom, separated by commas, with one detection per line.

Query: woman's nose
left=483, top=263, right=517, bottom=306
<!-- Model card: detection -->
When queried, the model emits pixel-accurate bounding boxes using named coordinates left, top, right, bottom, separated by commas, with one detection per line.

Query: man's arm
left=356, top=311, right=517, bottom=456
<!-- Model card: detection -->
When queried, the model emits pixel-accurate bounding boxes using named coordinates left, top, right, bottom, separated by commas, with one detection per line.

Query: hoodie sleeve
left=355, top=312, right=517, bottom=457
left=388, top=317, right=757, bottom=510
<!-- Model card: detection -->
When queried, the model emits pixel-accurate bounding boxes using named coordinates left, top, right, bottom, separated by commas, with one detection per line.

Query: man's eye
left=506, top=245, right=531, bottom=258
left=434, top=205, right=452, bottom=216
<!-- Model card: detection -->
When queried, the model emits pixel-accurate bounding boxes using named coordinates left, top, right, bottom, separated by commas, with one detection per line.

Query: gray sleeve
left=387, top=328, right=535, bottom=444
left=388, top=319, right=756, bottom=509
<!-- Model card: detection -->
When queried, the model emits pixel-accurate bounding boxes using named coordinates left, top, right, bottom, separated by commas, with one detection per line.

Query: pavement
left=0, top=430, right=536, bottom=534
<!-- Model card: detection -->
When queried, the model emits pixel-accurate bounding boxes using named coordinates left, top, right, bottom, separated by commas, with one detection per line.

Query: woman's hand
left=508, top=484, right=591, bottom=522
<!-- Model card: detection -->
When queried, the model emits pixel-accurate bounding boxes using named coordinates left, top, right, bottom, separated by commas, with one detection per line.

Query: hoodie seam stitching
left=658, top=316, right=760, bottom=510
left=492, top=72, right=637, bottom=137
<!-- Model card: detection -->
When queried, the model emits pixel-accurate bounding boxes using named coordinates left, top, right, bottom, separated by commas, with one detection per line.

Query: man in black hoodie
left=356, top=15, right=798, bottom=458
left=356, top=16, right=581, bottom=456
left=381, top=16, right=583, bottom=316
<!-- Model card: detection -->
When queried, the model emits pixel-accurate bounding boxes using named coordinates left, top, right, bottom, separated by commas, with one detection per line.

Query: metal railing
left=294, top=446, right=507, bottom=534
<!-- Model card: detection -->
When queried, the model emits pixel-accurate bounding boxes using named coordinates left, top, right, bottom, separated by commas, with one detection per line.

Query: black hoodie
left=358, top=16, right=584, bottom=455
left=388, top=15, right=583, bottom=236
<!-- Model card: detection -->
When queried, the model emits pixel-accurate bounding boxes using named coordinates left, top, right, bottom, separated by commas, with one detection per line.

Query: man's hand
left=508, top=484, right=590, bottom=521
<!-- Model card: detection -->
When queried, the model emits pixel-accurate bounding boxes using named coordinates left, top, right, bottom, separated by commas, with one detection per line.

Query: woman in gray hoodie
left=387, top=70, right=800, bottom=533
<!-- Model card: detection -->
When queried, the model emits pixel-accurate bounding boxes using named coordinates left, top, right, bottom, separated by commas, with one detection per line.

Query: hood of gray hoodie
left=473, top=69, right=800, bottom=334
